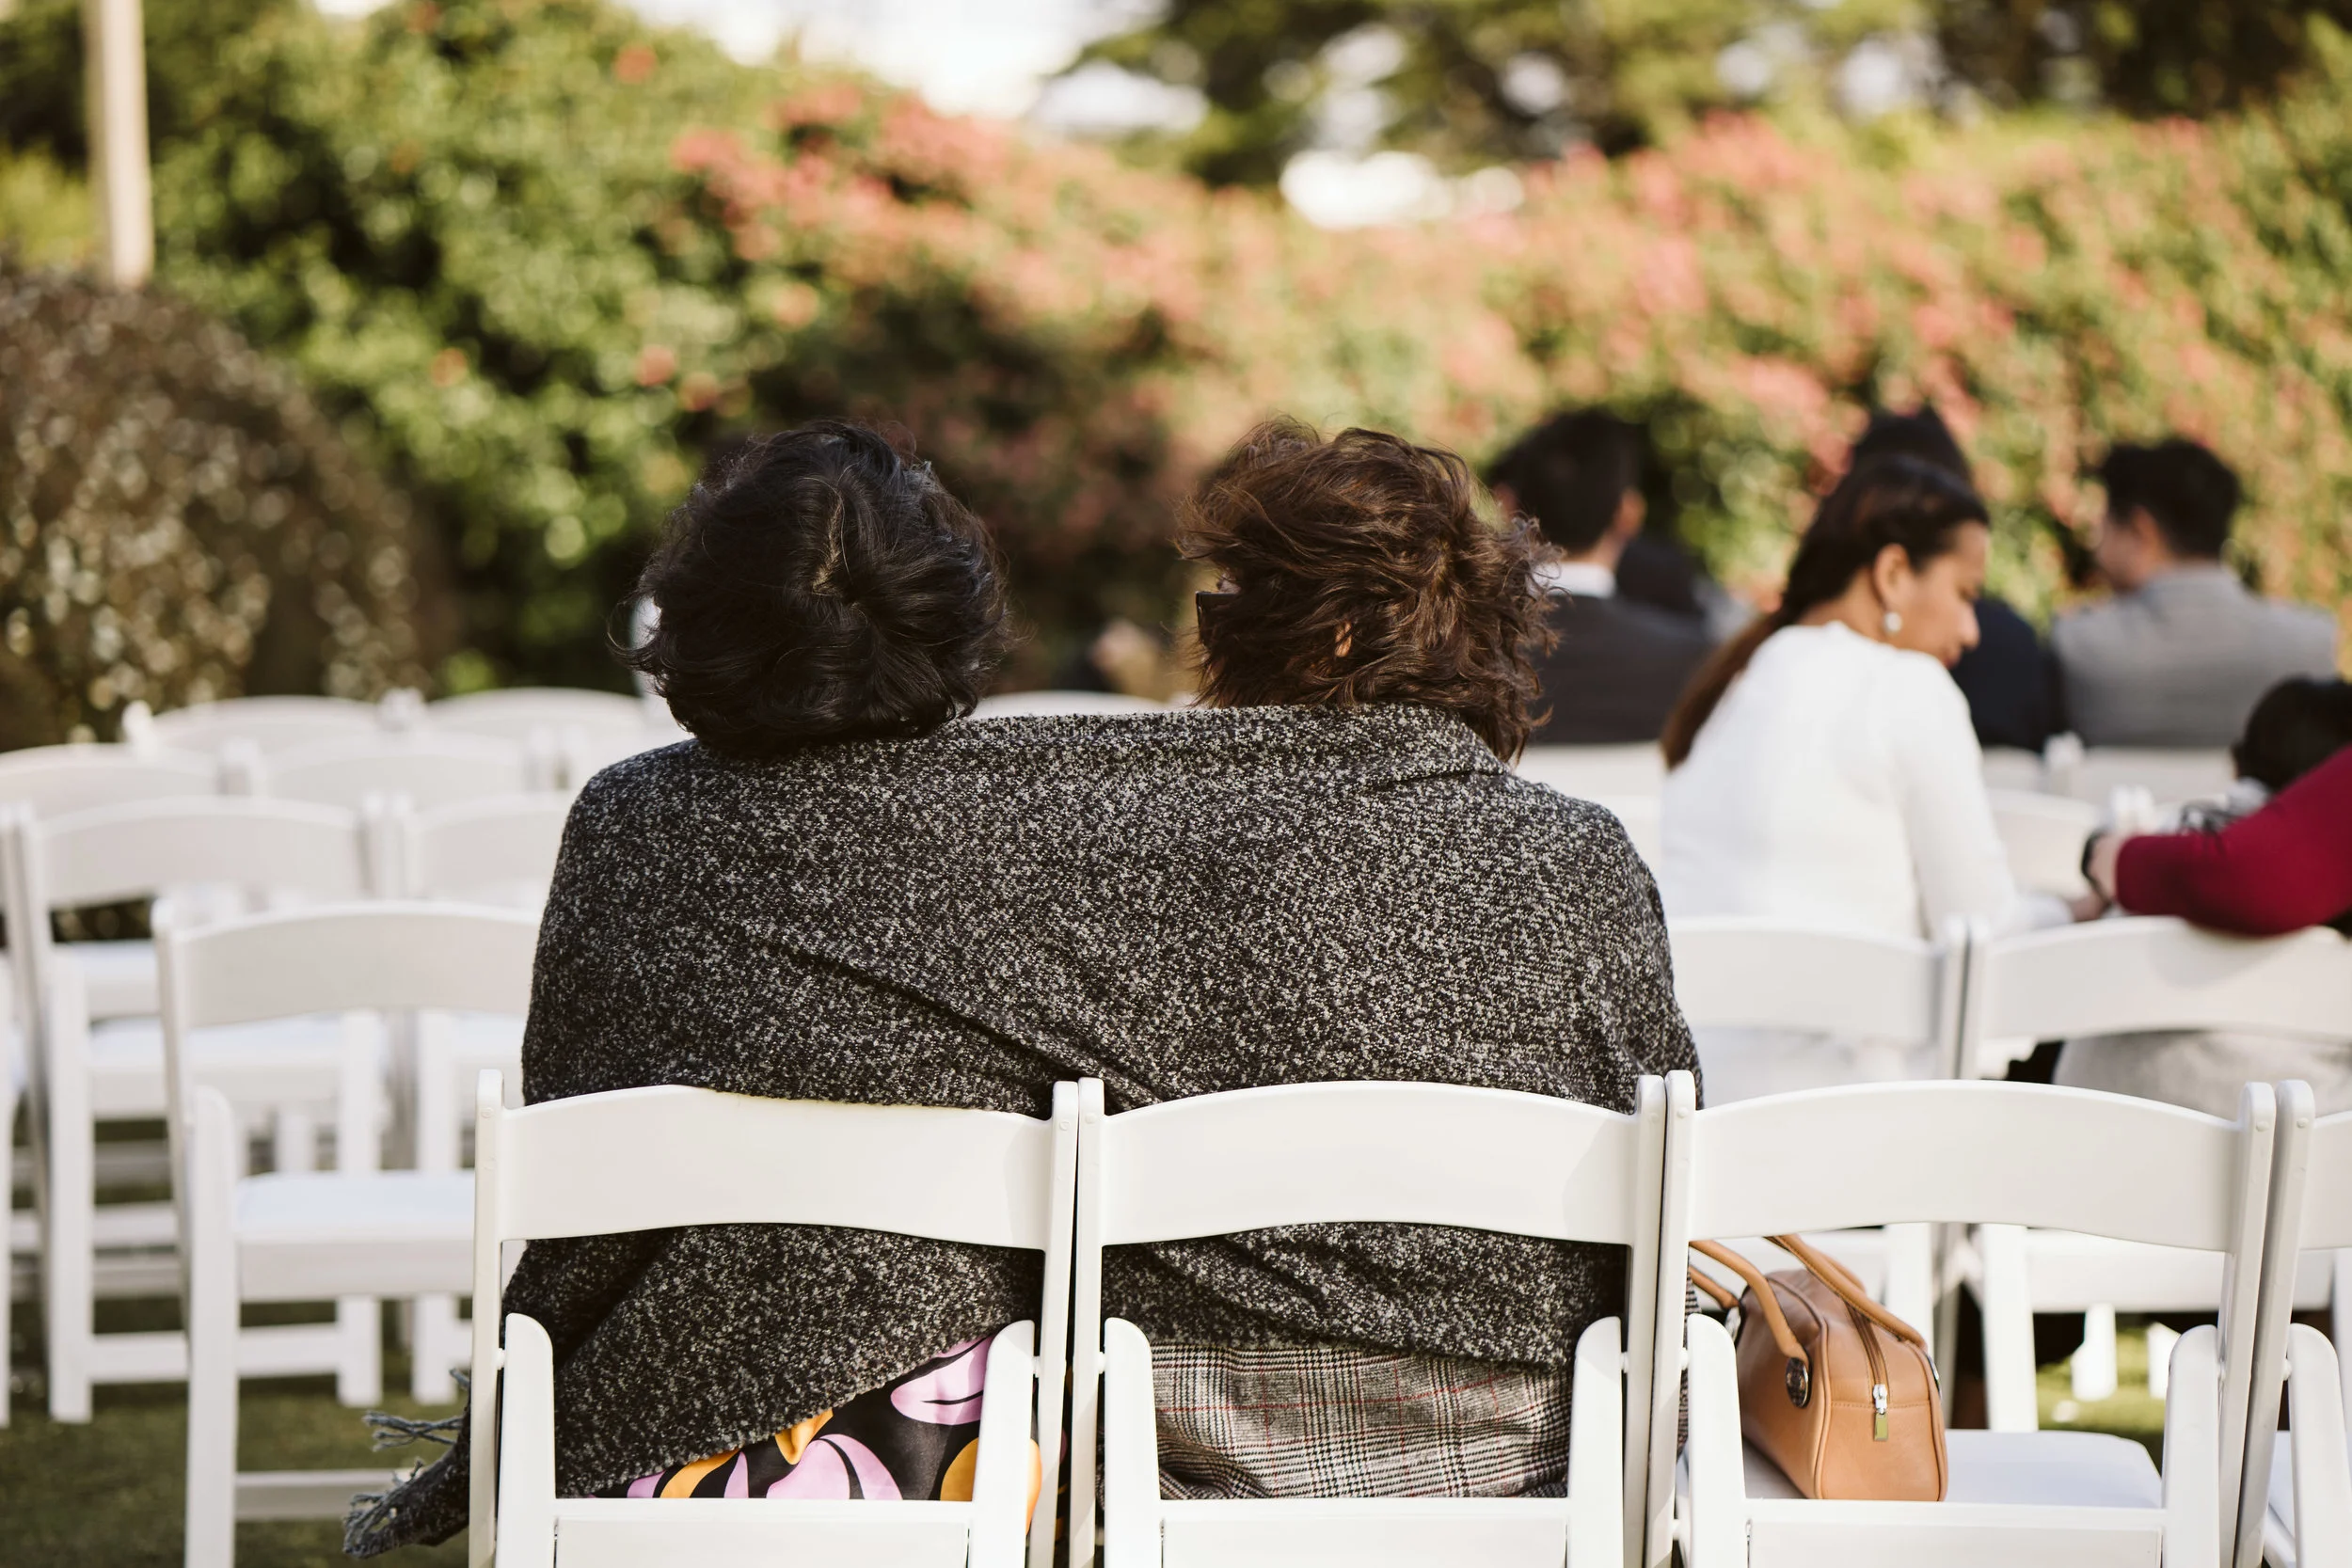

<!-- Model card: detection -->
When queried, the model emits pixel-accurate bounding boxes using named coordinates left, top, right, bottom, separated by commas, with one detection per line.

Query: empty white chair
left=1960, top=919, right=2352, bottom=1432
left=2, top=797, right=394, bottom=1418
left=2043, top=735, right=2235, bottom=807
left=425, top=687, right=650, bottom=743
left=1988, top=789, right=2101, bottom=898
left=1668, top=916, right=1968, bottom=1343
left=141, top=694, right=388, bottom=754
left=971, top=690, right=1168, bottom=719
left=1981, top=746, right=2047, bottom=795
left=2244, top=1090, right=2352, bottom=1568
left=1516, top=743, right=1665, bottom=800
left=1656, top=1072, right=2279, bottom=1568
left=262, top=731, right=542, bottom=810
left=170, top=902, right=539, bottom=1568
left=476, top=1074, right=1078, bottom=1568
left=1592, top=794, right=1661, bottom=866
left=1070, top=1076, right=1666, bottom=1568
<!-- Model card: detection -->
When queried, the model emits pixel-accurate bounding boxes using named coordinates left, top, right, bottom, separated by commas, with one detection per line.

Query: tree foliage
left=1078, top=0, right=2352, bottom=183
left=0, top=263, right=442, bottom=747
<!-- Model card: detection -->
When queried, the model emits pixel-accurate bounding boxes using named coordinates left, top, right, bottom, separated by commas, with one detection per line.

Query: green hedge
left=0, top=263, right=442, bottom=747
left=84, top=0, right=2351, bottom=688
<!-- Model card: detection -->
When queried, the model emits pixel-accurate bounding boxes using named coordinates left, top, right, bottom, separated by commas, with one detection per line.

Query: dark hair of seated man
left=2233, top=676, right=2352, bottom=795
left=1180, top=417, right=1550, bottom=761
left=624, top=420, right=1007, bottom=756
left=2097, top=437, right=2241, bottom=561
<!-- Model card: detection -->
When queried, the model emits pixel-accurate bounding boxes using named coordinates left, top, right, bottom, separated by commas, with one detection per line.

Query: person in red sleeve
left=2064, top=680, right=2352, bottom=1115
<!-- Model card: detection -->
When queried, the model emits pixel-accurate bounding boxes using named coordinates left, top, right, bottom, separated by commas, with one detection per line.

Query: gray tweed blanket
left=348, top=703, right=1696, bottom=1551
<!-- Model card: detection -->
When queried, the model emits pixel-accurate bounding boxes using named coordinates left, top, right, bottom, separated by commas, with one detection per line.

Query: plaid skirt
left=1151, top=1341, right=1572, bottom=1500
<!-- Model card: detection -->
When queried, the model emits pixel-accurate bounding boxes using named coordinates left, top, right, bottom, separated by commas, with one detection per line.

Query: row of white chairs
left=135, top=896, right=2352, bottom=1567
left=446, top=1069, right=2352, bottom=1568
left=1, top=793, right=570, bottom=1423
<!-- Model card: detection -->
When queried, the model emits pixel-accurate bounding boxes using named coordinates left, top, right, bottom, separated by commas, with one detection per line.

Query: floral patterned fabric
left=601, top=1337, right=1032, bottom=1503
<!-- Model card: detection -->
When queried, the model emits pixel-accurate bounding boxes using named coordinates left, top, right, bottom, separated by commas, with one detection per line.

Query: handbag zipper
left=1847, top=1301, right=1891, bottom=1441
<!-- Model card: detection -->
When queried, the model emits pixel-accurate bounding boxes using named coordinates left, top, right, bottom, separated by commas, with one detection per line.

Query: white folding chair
left=970, top=690, right=1169, bottom=719
left=1655, top=1072, right=2279, bottom=1568
left=1668, top=916, right=1968, bottom=1346
left=390, top=793, right=572, bottom=1399
left=261, top=731, right=547, bottom=809
left=2, top=797, right=396, bottom=1419
left=424, top=687, right=651, bottom=743
left=1988, top=789, right=2102, bottom=898
left=1070, top=1076, right=1665, bottom=1568
left=1592, top=794, right=1661, bottom=866
left=2244, top=1090, right=2352, bottom=1568
left=1516, top=743, right=1666, bottom=800
left=2042, top=736, right=2236, bottom=808
left=1981, top=746, right=2048, bottom=795
left=1960, top=919, right=2352, bottom=1432
left=168, top=903, right=539, bottom=1568
left=142, top=694, right=389, bottom=754
left=474, top=1074, right=1077, bottom=1568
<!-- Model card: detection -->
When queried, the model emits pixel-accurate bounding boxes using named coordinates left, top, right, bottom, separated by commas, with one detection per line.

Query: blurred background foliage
left=0, top=0, right=2347, bottom=706
left=1081, top=0, right=2352, bottom=181
left=0, top=263, right=442, bottom=745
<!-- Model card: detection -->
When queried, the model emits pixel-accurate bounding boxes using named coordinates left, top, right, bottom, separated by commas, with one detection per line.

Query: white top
left=1661, top=625, right=2066, bottom=1101
left=1661, top=622, right=2059, bottom=942
left=1533, top=561, right=1616, bottom=599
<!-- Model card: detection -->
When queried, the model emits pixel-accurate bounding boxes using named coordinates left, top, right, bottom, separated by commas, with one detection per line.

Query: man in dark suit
left=1489, top=411, right=1716, bottom=744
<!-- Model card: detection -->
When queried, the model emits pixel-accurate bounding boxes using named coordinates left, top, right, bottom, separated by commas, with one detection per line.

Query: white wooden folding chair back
left=398, top=793, right=571, bottom=904
left=424, top=687, right=650, bottom=743
left=261, top=732, right=538, bottom=811
left=1979, top=746, right=2047, bottom=795
left=1665, top=917, right=1963, bottom=1337
left=0, top=742, right=221, bottom=816
left=471, top=1075, right=1079, bottom=1568
left=970, top=690, right=1168, bottom=718
left=147, top=695, right=387, bottom=754
left=1516, top=743, right=1666, bottom=800
left=162, top=903, right=540, bottom=1568
left=1653, top=1074, right=2278, bottom=1568
left=2243, top=1092, right=2352, bottom=1568
left=2045, top=741, right=2235, bottom=807
left=1069, top=1077, right=1666, bottom=1568
left=1963, top=919, right=2352, bottom=1074
left=1986, top=789, right=2100, bottom=898
left=1959, top=919, right=2352, bottom=1459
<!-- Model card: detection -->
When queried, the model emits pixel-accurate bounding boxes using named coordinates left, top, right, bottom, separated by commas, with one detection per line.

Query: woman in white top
left=1659, top=456, right=2085, bottom=1101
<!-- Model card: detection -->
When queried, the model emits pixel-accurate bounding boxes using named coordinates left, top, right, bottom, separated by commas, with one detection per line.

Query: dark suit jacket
left=1949, top=596, right=2058, bottom=752
left=1531, top=592, right=1717, bottom=745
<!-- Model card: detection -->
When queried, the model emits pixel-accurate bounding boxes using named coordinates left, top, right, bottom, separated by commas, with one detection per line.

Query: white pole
left=81, top=0, right=153, bottom=286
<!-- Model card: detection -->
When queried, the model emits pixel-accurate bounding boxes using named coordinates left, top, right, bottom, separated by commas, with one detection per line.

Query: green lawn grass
left=2036, top=1320, right=2169, bottom=1458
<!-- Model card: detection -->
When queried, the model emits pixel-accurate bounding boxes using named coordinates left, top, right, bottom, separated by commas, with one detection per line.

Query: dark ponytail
left=1661, top=456, right=1989, bottom=768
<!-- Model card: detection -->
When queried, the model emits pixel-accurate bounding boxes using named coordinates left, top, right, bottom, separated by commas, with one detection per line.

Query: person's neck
left=1794, top=584, right=1887, bottom=644
left=2124, top=554, right=2225, bottom=592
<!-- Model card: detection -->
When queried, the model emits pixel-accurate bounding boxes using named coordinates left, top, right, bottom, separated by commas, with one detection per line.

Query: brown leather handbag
left=1688, top=1234, right=1947, bottom=1501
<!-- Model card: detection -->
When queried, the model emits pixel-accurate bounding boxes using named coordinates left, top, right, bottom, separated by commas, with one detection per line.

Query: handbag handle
left=1690, top=1239, right=1808, bottom=1369
left=1764, top=1234, right=1929, bottom=1349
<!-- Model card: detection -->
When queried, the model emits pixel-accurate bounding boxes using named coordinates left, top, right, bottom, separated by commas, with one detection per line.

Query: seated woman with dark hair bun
left=353, top=417, right=1695, bottom=1552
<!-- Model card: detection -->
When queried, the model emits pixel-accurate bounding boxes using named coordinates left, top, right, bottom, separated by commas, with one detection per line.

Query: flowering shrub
left=142, top=0, right=2350, bottom=689
left=0, top=263, right=439, bottom=748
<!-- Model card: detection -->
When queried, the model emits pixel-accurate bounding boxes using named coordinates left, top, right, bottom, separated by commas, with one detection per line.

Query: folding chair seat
left=1960, top=919, right=2352, bottom=1431
left=2243, top=1093, right=2352, bottom=1568
left=2, top=797, right=397, bottom=1419
left=168, top=902, right=540, bottom=1568
left=1654, top=1074, right=2278, bottom=1568
left=1071, top=1076, right=1666, bottom=1568
left=2041, top=738, right=2235, bottom=809
left=474, top=1074, right=1077, bottom=1568
left=1668, top=916, right=1968, bottom=1345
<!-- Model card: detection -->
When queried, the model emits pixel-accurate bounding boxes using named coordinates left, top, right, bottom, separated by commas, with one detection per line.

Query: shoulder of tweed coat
left=347, top=702, right=1697, bottom=1552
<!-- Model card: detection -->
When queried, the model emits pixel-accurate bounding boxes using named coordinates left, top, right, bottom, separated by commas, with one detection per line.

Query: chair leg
left=411, top=1294, right=461, bottom=1404
left=1978, top=1223, right=2041, bottom=1432
left=42, top=1009, right=94, bottom=1423
left=2074, top=1303, right=2120, bottom=1402
left=183, top=1090, right=242, bottom=1568
left=335, top=1297, right=381, bottom=1407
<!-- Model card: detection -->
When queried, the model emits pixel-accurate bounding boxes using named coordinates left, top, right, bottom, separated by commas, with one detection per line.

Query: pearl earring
left=1883, top=610, right=1903, bottom=636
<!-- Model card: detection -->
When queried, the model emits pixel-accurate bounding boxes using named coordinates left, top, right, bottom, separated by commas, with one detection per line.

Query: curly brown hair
left=1180, top=419, right=1551, bottom=759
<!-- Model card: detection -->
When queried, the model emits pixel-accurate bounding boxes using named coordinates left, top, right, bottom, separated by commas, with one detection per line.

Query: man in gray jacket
left=2053, top=438, right=2338, bottom=747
